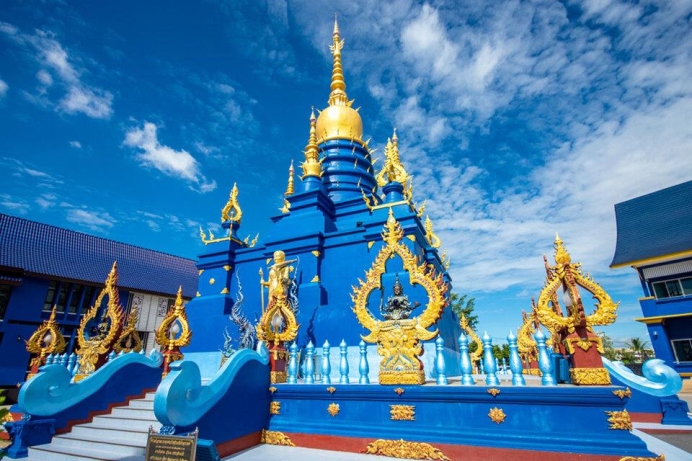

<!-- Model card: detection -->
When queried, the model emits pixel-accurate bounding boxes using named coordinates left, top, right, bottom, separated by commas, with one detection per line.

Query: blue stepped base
left=266, top=383, right=658, bottom=460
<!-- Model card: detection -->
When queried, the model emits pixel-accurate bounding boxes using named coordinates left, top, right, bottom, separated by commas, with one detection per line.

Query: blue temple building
left=611, top=180, right=692, bottom=378
left=0, top=213, right=198, bottom=391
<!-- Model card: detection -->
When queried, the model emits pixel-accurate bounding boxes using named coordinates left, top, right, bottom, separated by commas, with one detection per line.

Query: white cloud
left=69, top=140, right=82, bottom=149
left=0, top=24, right=113, bottom=118
left=65, top=208, right=115, bottom=232
left=0, top=194, right=29, bottom=214
left=124, top=121, right=217, bottom=193
left=0, top=79, right=7, bottom=98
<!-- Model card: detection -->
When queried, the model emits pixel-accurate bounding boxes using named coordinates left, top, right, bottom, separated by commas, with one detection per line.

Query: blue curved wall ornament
left=153, top=342, right=270, bottom=455
left=603, top=357, right=682, bottom=396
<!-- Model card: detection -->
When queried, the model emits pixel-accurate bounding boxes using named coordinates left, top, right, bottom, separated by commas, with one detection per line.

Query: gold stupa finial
left=424, top=216, right=442, bottom=249
left=316, top=16, right=363, bottom=143
left=221, top=182, right=243, bottom=224
left=284, top=160, right=295, bottom=196
left=301, top=108, right=323, bottom=178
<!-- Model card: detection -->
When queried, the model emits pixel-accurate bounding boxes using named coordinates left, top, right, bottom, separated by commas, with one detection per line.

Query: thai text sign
left=145, top=429, right=197, bottom=461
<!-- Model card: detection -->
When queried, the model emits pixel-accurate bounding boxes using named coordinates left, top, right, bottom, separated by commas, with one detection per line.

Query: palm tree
left=625, top=337, right=650, bottom=362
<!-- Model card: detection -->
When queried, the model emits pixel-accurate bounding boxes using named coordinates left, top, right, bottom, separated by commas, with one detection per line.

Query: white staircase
left=27, top=393, right=161, bottom=461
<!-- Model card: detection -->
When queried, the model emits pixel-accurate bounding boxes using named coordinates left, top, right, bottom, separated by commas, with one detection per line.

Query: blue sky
left=2, top=1, right=692, bottom=347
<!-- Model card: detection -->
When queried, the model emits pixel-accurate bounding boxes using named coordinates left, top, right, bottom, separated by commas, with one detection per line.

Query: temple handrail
left=154, top=342, right=269, bottom=427
left=19, top=350, right=163, bottom=417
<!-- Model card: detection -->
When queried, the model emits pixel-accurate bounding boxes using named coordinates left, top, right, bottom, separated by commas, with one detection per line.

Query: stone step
left=126, top=399, right=154, bottom=410
left=91, top=414, right=159, bottom=431
left=110, top=407, right=157, bottom=419
left=49, top=433, right=146, bottom=455
left=27, top=443, right=141, bottom=461
left=70, top=424, right=151, bottom=444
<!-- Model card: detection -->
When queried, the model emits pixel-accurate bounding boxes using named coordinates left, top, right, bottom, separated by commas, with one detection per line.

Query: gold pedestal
left=271, top=371, right=287, bottom=384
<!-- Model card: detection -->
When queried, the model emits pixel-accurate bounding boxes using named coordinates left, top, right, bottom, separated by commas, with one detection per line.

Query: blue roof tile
left=611, top=180, right=692, bottom=267
left=0, top=213, right=198, bottom=297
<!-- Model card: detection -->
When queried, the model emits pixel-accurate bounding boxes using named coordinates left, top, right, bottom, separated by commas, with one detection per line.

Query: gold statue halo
left=352, top=209, right=448, bottom=384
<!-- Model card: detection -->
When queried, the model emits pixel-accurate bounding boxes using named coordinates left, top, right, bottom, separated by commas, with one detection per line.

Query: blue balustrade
left=435, top=336, right=448, bottom=385
left=482, top=332, right=500, bottom=386
left=339, top=339, right=349, bottom=384
left=322, top=340, right=331, bottom=385
left=287, top=342, right=298, bottom=384
left=507, top=331, right=526, bottom=386
left=359, top=340, right=370, bottom=384
left=458, top=333, right=475, bottom=386
left=535, top=330, right=556, bottom=386
left=305, top=341, right=315, bottom=384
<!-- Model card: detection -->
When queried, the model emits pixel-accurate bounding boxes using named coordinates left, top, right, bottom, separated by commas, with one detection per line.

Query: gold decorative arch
left=352, top=209, right=448, bottom=384
left=26, top=306, right=66, bottom=378
left=75, top=262, right=124, bottom=381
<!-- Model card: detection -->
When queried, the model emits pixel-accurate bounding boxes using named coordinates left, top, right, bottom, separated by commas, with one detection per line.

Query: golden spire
left=376, top=128, right=409, bottom=187
left=221, top=183, right=243, bottom=223
left=316, top=15, right=363, bottom=143
left=301, top=108, right=322, bottom=178
left=554, top=233, right=571, bottom=265
left=284, top=160, right=295, bottom=196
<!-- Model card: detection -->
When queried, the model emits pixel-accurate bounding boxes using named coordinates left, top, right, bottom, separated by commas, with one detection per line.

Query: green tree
left=449, top=293, right=478, bottom=331
left=599, top=332, right=618, bottom=361
left=625, top=337, right=650, bottom=362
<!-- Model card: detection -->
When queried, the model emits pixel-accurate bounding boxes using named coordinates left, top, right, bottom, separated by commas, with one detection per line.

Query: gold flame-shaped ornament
left=221, top=182, right=243, bottom=223
left=25, top=306, right=67, bottom=379
left=352, top=209, right=449, bottom=385
left=75, top=262, right=125, bottom=381
left=459, top=313, right=483, bottom=363
left=156, top=286, right=192, bottom=376
left=375, top=129, right=409, bottom=187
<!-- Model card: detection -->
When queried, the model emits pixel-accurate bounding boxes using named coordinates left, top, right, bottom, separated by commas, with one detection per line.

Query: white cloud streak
left=124, top=121, right=217, bottom=193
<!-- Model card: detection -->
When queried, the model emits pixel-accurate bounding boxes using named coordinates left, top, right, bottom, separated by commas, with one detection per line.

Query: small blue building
left=611, top=180, right=692, bottom=378
left=0, top=213, right=198, bottom=390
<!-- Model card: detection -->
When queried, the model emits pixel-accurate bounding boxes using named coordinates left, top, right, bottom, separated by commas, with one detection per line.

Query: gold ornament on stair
left=364, top=439, right=450, bottom=461
left=113, top=306, right=143, bottom=354
left=352, top=209, right=448, bottom=385
left=25, top=306, right=66, bottom=379
left=155, top=286, right=192, bottom=377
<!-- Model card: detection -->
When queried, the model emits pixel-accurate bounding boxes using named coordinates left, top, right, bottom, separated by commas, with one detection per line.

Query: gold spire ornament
left=75, top=262, right=125, bottom=381
left=352, top=209, right=449, bottom=384
left=315, top=15, right=363, bottom=144
left=423, top=216, right=442, bottom=249
left=155, top=286, right=192, bottom=377
left=221, top=182, right=243, bottom=223
left=25, top=306, right=67, bottom=379
left=535, top=235, right=618, bottom=385
left=375, top=129, right=409, bottom=187
left=301, top=109, right=323, bottom=178
left=284, top=160, right=295, bottom=196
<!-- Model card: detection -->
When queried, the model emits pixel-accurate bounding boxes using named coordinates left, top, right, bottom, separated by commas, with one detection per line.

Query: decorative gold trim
left=610, top=248, right=692, bottom=269
left=196, top=291, right=201, bottom=297
left=311, top=275, right=320, bottom=283
left=375, top=130, right=409, bottom=187
left=460, top=313, right=483, bottom=362
left=261, top=430, right=295, bottom=447
left=570, top=367, right=611, bottom=385
left=487, top=388, right=501, bottom=397
left=390, top=405, right=415, bottom=421
left=327, top=386, right=336, bottom=393
left=394, top=388, right=405, bottom=395
left=327, top=403, right=340, bottom=417
left=364, top=439, right=449, bottom=461
left=113, top=307, right=142, bottom=354
left=606, top=410, right=632, bottom=431
left=488, top=407, right=506, bottom=424
left=269, top=386, right=277, bottom=394
left=223, top=265, right=232, bottom=271
left=311, top=250, right=321, bottom=258
left=380, top=369, right=426, bottom=385
left=634, top=312, right=692, bottom=324
left=271, top=371, right=287, bottom=384
left=220, top=287, right=229, bottom=294
left=26, top=306, right=67, bottom=371
left=155, top=286, right=192, bottom=350
left=406, top=235, right=416, bottom=242
left=209, top=278, right=215, bottom=285
left=424, top=216, right=441, bottom=248
left=198, top=269, right=204, bottom=275
left=270, top=401, right=281, bottom=415
left=613, top=388, right=632, bottom=399
left=367, top=241, right=375, bottom=249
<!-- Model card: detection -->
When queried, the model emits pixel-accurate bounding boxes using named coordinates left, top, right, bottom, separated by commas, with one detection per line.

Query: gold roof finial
left=301, top=108, right=322, bottom=178
left=284, top=160, right=295, bottom=196
left=221, top=182, right=243, bottom=224
left=329, top=13, right=347, bottom=106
